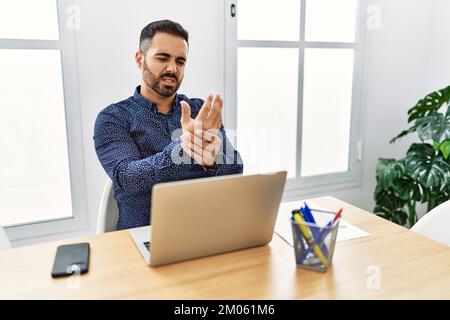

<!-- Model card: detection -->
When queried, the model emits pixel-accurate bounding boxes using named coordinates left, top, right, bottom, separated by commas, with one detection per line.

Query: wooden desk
left=1, top=196, right=449, bottom=299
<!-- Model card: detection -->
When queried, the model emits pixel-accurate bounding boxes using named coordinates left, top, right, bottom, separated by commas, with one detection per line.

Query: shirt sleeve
left=93, top=108, right=211, bottom=196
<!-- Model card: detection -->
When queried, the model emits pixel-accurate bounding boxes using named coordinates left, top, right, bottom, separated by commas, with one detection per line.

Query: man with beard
left=94, top=20, right=243, bottom=230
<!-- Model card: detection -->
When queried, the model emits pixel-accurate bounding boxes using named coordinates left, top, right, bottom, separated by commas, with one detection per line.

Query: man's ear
left=135, top=51, right=144, bottom=70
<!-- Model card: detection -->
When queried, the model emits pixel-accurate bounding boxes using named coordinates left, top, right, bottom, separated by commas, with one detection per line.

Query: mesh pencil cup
left=291, top=216, right=339, bottom=272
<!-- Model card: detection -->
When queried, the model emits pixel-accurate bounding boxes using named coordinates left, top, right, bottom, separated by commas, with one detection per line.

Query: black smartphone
left=51, top=242, right=90, bottom=278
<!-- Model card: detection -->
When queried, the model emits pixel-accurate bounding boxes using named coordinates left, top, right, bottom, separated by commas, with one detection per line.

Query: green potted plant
left=374, top=85, right=450, bottom=227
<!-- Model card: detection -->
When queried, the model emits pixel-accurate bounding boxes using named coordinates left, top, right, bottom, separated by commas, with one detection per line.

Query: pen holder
left=291, top=217, right=339, bottom=272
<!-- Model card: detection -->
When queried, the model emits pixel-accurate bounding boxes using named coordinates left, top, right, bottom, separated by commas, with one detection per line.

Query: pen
left=291, top=216, right=305, bottom=251
left=324, top=208, right=343, bottom=228
left=293, top=208, right=327, bottom=255
left=301, top=209, right=343, bottom=259
left=332, top=208, right=343, bottom=223
left=300, top=203, right=323, bottom=249
left=301, top=203, right=316, bottom=224
left=292, top=211, right=328, bottom=267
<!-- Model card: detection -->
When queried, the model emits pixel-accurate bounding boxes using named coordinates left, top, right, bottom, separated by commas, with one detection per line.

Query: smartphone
left=51, top=242, right=90, bottom=278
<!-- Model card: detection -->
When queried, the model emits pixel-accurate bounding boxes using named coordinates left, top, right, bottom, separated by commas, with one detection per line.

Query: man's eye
left=177, top=61, right=185, bottom=66
left=157, top=57, right=168, bottom=61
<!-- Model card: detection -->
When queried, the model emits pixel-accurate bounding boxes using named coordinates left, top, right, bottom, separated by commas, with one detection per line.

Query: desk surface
left=1, top=196, right=449, bottom=299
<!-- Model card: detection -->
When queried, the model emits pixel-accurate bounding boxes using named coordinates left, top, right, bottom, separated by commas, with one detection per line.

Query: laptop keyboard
left=143, top=241, right=150, bottom=252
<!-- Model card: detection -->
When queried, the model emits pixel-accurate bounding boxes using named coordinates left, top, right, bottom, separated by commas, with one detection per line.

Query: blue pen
left=302, top=203, right=316, bottom=224
left=293, top=206, right=328, bottom=260
left=300, top=203, right=322, bottom=246
left=303, top=203, right=331, bottom=256
left=301, top=209, right=343, bottom=259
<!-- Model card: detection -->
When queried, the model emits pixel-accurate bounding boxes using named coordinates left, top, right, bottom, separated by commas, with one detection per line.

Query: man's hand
left=180, top=94, right=223, bottom=133
left=180, top=129, right=222, bottom=167
left=180, top=95, right=223, bottom=166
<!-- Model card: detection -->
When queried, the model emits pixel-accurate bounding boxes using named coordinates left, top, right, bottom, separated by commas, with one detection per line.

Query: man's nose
left=166, top=60, right=178, bottom=74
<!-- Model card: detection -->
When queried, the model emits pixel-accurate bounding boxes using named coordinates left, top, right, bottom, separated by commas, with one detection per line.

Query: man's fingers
left=181, top=132, right=217, bottom=166
left=191, top=94, right=223, bottom=130
left=183, top=131, right=209, bottom=149
left=181, top=132, right=203, bottom=155
left=191, top=133, right=209, bottom=149
left=207, top=139, right=221, bottom=159
left=195, top=129, right=221, bottom=145
left=211, top=111, right=223, bottom=130
left=185, top=143, right=214, bottom=166
left=207, top=95, right=223, bottom=129
left=182, top=146, right=204, bottom=166
left=193, top=130, right=220, bottom=158
left=212, top=95, right=223, bottom=129
left=180, top=101, right=192, bottom=126
left=196, top=95, right=213, bottom=121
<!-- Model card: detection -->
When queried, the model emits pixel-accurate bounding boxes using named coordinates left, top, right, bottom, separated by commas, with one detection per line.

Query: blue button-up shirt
left=94, top=86, right=243, bottom=230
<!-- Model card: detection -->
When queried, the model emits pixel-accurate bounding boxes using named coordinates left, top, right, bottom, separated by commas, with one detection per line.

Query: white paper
left=274, top=200, right=370, bottom=246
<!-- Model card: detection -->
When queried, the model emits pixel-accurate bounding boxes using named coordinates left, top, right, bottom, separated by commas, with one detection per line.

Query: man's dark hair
left=139, top=20, right=189, bottom=54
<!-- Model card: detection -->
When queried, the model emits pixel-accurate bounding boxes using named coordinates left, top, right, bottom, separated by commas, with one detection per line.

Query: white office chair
left=411, top=200, right=450, bottom=247
left=0, top=226, right=11, bottom=250
left=96, top=179, right=119, bottom=234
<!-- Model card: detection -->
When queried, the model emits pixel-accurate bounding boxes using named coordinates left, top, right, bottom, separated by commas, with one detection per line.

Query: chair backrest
left=411, top=200, right=450, bottom=247
left=0, top=226, right=11, bottom=250
left=96, top=179, right=119, bottom=234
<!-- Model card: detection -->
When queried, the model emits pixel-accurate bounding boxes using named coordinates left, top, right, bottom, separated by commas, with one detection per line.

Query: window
left=225, top=0, right=364, bottom=196
left=0, top=0, right=87, bottom=240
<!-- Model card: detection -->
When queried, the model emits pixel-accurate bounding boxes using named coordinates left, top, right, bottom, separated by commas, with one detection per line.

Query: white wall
left=12, top=0, right=450, bottom=246
left=426, top=0, right=450, bottom=92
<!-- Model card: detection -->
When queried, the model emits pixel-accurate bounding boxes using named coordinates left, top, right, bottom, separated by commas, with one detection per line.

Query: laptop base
left=128, top=226, right=151, bottom=264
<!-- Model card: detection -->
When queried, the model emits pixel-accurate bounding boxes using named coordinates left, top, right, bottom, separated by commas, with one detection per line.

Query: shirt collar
left=133, top=85, right=181, bottom=115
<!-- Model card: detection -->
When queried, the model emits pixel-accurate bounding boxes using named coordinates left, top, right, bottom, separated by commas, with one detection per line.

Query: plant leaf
left=432, top=191, right=450, bottom=209
left=390, top=125, right=416, bottom=144
left=405, top=143, right=450, bottom=188
left=374, top=188, right=408, bottom=226
left=421, top=186, right=431, bottom=204
left=415, top=112, right=450, bottom=143
left=423, top=185, right=450, bottom=211
left=432, top=140, right=442, bottom=152
left=440, top=140, right=450, bottom=159
left=444, top=181, right=450, bottom=195
left=407, top=85, right=450, bottom=123
left=374, top=188, right=406, bottom=209
left=392, top=176, right=422, bottom=201
left=375, top=158, right=405, bottom=189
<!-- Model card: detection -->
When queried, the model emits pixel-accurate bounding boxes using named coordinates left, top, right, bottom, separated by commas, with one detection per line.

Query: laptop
left=128, top=171, right=287, bottom=267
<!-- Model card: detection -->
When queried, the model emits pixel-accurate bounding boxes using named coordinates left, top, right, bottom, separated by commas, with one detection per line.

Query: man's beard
left=142, top=61, right=182, bottom=97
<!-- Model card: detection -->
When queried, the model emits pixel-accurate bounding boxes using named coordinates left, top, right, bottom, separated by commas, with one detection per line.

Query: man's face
left=139, top=32, right=188, bottom=98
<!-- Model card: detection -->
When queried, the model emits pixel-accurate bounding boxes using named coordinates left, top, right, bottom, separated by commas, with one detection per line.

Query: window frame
left=1, top=0, right=88, bottom=241
left=224, top=0, right=366, bottom=198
